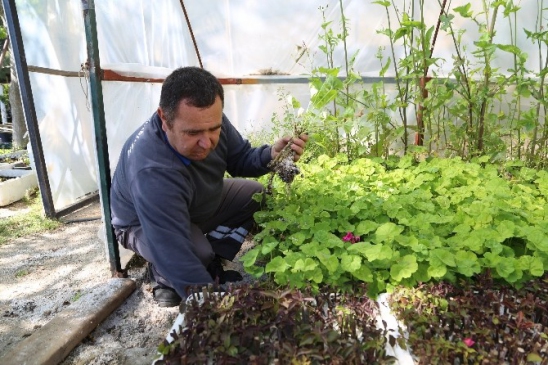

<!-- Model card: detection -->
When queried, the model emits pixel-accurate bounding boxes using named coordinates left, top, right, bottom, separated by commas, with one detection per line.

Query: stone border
left=0, top=278, right=136, bottom=365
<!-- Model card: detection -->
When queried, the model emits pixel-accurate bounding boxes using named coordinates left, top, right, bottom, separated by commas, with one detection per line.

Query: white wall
left=14, top=0, right=545, bottom=209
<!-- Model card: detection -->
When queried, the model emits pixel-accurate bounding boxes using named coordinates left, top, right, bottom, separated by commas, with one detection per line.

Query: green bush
left=244, top=155, right=548, bottom=297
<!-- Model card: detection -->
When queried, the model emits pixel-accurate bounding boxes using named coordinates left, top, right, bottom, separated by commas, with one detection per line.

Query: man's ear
left=158, top=107, right=169, bottom=132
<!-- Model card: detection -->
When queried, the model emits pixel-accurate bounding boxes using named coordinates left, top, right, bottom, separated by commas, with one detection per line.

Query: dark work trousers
left=114, top=178, right=263, bottom=288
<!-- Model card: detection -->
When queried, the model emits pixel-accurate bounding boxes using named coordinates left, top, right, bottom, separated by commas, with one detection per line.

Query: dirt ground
left=0, top=199, right=254, bottom=365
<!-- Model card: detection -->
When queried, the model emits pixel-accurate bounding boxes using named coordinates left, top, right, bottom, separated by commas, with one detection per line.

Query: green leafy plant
left=374, top=0, right=442, bottom=154
left=439, top=2, right=514, bottom=158
left=243, top=155, right=548, bottom=297
left=251, top=2, right=546, bottom=168
left=273, top=2, right=379, bottom=162
left=521, top=2, right=548, bottom=168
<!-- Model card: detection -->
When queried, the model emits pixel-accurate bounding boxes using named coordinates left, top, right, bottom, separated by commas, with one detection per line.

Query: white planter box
left=0, top=169, right=38, bottom=206
left=0, top=151, right=27, bottom=170
left=0, top=163, right=16, bottom=170
left=153, top=292, right=414, bottom=365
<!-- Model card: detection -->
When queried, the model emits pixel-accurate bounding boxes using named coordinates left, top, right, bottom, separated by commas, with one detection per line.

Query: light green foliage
left=71, top=291, right=82, bottom=302
left=15, top=269, right=29, bottom=277
left=243, top=156, right=548, bottom=297
left=265, top=4, right=388, bottom=162
left=271, top=1, right=548, bottom=167
left=0, top=193, right=60, bottom=245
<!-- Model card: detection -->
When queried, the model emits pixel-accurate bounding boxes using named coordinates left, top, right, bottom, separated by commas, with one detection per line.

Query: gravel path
left=0, top=200, right=255, bottom=365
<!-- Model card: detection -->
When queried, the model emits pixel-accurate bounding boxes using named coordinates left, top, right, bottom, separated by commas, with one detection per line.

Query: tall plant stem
left=476, top=1, right=500, bottom=153
left=426, top=0, right=447, bottom=78
left=339, top=0, right=351, bottom=158
left=507, top=3, right=519, bottom=160
left=416, top=0, right=447, bottom=147
left=389, top=0, right=409, bottom=153
left=530, top=0, right=547, bottom=163
left=541, top=0, right=548, bottom=167
left=320, top=7, right=340, bottom=154
left=416, top=0, right=427, bottom=147
left=339, top=0, right=349, bottom=99
left=531, top=47, right=548, bottom=162
left=445, top=10, right=473, bottom=151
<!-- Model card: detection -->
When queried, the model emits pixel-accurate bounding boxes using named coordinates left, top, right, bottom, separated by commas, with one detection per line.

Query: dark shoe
left=207, top=255, right=243, bottom=284
left=153, top=284, right=182, bottom=307
left=147, top=262, right=182, bottom=307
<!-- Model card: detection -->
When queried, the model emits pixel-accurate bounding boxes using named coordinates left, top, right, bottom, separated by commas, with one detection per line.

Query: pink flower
left=343, top=232, right=354, bottom=242
left=342, top=232, right=361, bottom=244
left=463, top=338, right=475, bottom=347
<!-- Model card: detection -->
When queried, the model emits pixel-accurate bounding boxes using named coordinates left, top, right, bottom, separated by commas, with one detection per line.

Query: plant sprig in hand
left=266, top=130, right=305, bottom=194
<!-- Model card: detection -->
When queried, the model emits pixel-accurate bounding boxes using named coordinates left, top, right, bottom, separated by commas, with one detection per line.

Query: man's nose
left=198, top=136, right=211, bottom=149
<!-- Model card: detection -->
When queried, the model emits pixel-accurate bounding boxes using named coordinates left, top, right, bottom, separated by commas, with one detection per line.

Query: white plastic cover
left=12, top=0, right=543, bottom=210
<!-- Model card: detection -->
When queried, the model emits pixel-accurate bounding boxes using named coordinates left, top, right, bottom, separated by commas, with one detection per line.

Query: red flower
left=343, top=232, right=354, bottom=242
left=463, top=338, right=475, bottom=347
left=342, top=232, right=361, bottom=244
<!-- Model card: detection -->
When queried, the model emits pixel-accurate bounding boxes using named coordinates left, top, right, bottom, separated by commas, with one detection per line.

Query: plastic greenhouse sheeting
left=13, top=0, right=543, bottom=211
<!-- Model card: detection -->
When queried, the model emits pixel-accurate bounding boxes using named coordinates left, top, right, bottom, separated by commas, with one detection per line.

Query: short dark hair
left=159, top=67, right=224, bottom=125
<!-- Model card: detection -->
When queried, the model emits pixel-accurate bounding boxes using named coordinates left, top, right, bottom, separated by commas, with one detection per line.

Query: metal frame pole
left=2, top=0, right=55, bottom=217
left=81, top=0, right=122, bottom=275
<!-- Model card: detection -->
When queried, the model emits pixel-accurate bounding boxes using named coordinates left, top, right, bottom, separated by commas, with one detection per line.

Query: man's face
left=159, top=96, right=223, bottom=161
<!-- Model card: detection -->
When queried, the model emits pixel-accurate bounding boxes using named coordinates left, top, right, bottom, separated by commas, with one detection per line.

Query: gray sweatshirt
left=110, top=112, right=271, bottom=295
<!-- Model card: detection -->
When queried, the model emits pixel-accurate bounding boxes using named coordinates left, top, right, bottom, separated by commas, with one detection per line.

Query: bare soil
left=0, top=200, right=254, bottom=365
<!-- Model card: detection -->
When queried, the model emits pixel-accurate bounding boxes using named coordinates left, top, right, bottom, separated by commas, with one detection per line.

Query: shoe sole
left=155, top=299, right=181, bottom=308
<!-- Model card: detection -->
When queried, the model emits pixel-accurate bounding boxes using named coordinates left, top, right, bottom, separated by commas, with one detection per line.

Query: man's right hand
left=271, top=133, right=308, bottom=161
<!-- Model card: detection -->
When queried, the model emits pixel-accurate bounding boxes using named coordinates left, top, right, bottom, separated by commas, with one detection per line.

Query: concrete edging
left=0, top=278, right=136, bottom=365
left=0, top=169, right=38, bottom=206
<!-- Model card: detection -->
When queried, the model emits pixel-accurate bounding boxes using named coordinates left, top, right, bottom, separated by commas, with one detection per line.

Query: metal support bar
left=55, top=192, right=99, bottom=219
left=27, top=65, right=81, bottom=78
left=179, top=0, right=203, bottom=68
left=2, top=0, right=55, bottom=218
left=81, top=0, right=122, bottom=275
left=100, top=69, right=399, bottom=85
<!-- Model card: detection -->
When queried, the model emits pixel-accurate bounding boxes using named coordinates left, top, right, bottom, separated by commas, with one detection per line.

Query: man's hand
left=271, top=133, right=309, bottom=162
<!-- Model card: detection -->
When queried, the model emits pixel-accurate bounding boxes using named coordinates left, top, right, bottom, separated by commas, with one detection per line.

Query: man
left=110, top=67, right=307, bottom=307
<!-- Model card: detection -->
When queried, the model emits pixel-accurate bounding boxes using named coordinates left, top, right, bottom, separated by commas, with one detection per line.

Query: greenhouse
left=0, top=0, right=547, bottom=364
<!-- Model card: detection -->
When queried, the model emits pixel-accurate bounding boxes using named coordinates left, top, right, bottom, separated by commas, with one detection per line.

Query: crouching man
left=110, top=67, right=308, bottom=307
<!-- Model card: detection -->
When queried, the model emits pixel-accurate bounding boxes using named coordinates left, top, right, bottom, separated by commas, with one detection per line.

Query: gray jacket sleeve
left=223, top=116, right=273, bottom=177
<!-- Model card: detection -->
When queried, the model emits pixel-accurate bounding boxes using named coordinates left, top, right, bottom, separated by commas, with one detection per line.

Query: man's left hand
left=271, top=133, right=308, bottom=162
